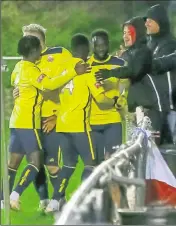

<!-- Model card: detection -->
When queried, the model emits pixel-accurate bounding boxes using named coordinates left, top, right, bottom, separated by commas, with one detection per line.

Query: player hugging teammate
left=1, top=24, right=127, bottom=214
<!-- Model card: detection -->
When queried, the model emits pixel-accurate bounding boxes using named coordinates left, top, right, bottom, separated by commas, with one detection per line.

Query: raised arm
left=31, top=59, right=90, bottom=91
left=95, top=47, right=152, bottom=83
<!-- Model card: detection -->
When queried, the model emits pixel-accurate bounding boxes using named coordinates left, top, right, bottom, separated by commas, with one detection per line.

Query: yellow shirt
left=37, top=47, right=72, bottom=117
left=87, top=55, right=125, bottom=125
left=56, top=72, right=104, bottom=132
left=10, top=59, right=80, bottom=129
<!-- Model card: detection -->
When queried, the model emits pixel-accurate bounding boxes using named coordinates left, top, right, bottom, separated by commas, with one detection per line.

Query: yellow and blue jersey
left=56, top=71, right=105, bottom=133
left=10, top=61, right=43, bottom=129
left=87, top=54, right=125, bottom=125
left=10, top=57, right=80, bottom=129
left=37, top=47, right=72, bottom=117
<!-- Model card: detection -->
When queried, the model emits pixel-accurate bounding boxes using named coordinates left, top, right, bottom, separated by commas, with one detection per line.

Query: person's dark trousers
left=146, top=109, right=173, bottom=145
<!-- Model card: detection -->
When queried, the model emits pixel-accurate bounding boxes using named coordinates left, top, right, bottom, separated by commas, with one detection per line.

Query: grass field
left=1, top=159, right=84, bottom=225
left=2, top=160, right=84, bottom=225
left=1, top=120, right=84, bottom=225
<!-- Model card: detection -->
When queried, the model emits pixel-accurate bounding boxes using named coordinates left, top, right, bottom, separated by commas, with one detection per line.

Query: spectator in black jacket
left=145, top=4, right=176, bottom=144
left=95, top=16, right=173, bottom=144
left=95, top=16, right=155, bottom=110
left=96, top=17, right=152, bottom=83
left=152, top=50, right=176, bottom=74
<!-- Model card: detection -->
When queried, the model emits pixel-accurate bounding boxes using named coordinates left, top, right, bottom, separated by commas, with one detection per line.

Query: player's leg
left=104, top=123, right=122, bottom=159
left=103, top=123, right=128, bottom=207
left=45, top=132, right=78, bottom=213
left=1, top=129, right=24, bottom=208
left=33, top=159, right=49, bottom=211
left=33, top=127, right=49, bottom=209
left=10, top=129, right=42, bottom=210
left=91, top=125, right=105, bottom=165
left=73, top=132, right=96, bottom=180
left=43, top=129, right=61, bottom=202
left=34, top=126, right=61, bottom=212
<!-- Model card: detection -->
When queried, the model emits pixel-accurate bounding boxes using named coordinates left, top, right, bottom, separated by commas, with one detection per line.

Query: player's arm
left=118, top=79, right=131, bottom=94
left=11, top=63, right=20, bottom=99
left=95, top=94, right=118, bottom=110
left=96, top=48, right=152, bottom=81
left=30, top=59, right=90, bottom=91
left=87, top=74, right=118, bottom=110
left=152, top=50, right=176, bottom=74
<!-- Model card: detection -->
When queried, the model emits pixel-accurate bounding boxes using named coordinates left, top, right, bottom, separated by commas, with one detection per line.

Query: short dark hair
left=91, top=29, right=109, bottom=42
left=17, top=35, right=41, bottom=57
left=71, top=33, right=89, bottom=50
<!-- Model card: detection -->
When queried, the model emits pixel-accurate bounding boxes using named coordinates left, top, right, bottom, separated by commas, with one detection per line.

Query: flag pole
left=1, top=63, right=11, bottom=224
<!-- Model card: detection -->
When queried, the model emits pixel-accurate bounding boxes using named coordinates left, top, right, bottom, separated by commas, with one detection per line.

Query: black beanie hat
left=144, top=4, right=170, bottom=34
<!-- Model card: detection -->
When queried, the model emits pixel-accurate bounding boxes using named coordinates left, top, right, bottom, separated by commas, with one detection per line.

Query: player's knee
left=46, top=165, right=59, bottom=174
left=8, top=153, right=23, bottom=170
left=26, top=151, right=41, bottom=169
left=84, top=159, right=96, bottom=167
left=8, top=161, right=18, bottom=170
left=82, top=165, right=94, bottom=180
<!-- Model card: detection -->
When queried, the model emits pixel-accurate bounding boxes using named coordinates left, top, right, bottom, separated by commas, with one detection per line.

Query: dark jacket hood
left=123, top=16, right=147, bottom=46
left=144, top=4, right=170, bottom=35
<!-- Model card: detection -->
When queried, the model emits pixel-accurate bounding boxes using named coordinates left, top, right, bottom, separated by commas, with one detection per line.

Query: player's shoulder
left=108, top=56, right=125, bottom=66
left=41, top=46, right=71, bottom=56
left=33, top=65, right=41, bottom=72
left=13, top=60, right=22, bottom=70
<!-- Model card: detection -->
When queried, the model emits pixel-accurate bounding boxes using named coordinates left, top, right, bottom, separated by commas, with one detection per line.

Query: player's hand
left=95, top=69, right=112, bottom=82
left=42, top=115, right=57, bottom=133
left=13, top=87, right=19, bottom=99
left=115, top=45, right=126, bottom=57
left=115, top=95, right=127, bottom=110
left=74, top=61, right=91, bottom=75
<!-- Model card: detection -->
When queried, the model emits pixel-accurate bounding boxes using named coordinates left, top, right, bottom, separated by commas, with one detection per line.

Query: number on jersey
left=62, top=80, right=74, bottom=94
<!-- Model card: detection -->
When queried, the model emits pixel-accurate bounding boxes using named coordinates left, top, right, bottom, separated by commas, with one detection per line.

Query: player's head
left=22, top=24, right=46, bottom=50
left=123, top=16, right=146, bottom=47
left=91, top=29, right=109, bottom=61
left=144, top=4, right=170, bottom=35
left=71, top=34, right=89, bottom=62
left=18, top=35, right=42, bottom=62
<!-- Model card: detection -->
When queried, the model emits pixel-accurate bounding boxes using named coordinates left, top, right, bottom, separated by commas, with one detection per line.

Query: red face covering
left=127, top=25, right=136, bottom=45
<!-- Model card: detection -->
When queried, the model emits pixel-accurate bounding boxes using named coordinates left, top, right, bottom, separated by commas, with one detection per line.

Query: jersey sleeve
left=29, top=66, right=77, bottom=91
left=11, top=70, right=17, bottom=86
left=86, top=73, right=105, bottom=98
left=11, top=63, right=20, bottom=86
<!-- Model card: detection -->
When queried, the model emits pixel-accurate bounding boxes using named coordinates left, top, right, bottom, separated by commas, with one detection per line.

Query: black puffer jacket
left=145, top=4, right=176, bottom=111
left=117, top=17, right=158, bottom=112
left=152, top=51, right=176, bottom=74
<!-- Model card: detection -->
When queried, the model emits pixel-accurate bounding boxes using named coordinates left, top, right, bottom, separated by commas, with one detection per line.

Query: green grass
left=1, top=121, right=84, bottom=225
left=1, top=158, right=84, bottom=225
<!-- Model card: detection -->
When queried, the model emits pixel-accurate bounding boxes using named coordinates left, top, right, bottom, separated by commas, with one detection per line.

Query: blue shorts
left=9, top=128, right=42, bottom=155
left=91, top=122, right=122, bottom=164
left=41, top=118, right=60, bottom=166
left=58, top=132, right=96, bottom=167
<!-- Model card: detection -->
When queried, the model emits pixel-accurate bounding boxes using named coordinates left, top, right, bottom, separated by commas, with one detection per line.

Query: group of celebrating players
left=1, top=23, right=128, bottom=214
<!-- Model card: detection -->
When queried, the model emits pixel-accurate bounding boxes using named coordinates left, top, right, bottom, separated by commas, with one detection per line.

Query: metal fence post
left=1, top=64, right=10, bottom=225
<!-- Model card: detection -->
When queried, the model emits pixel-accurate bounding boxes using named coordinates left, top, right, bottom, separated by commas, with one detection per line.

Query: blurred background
left=1, top=1, right=176, bottom=224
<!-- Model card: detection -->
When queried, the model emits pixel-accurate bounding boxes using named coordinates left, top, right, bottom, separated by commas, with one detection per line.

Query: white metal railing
left=55, top=116, right=151, bottom=225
